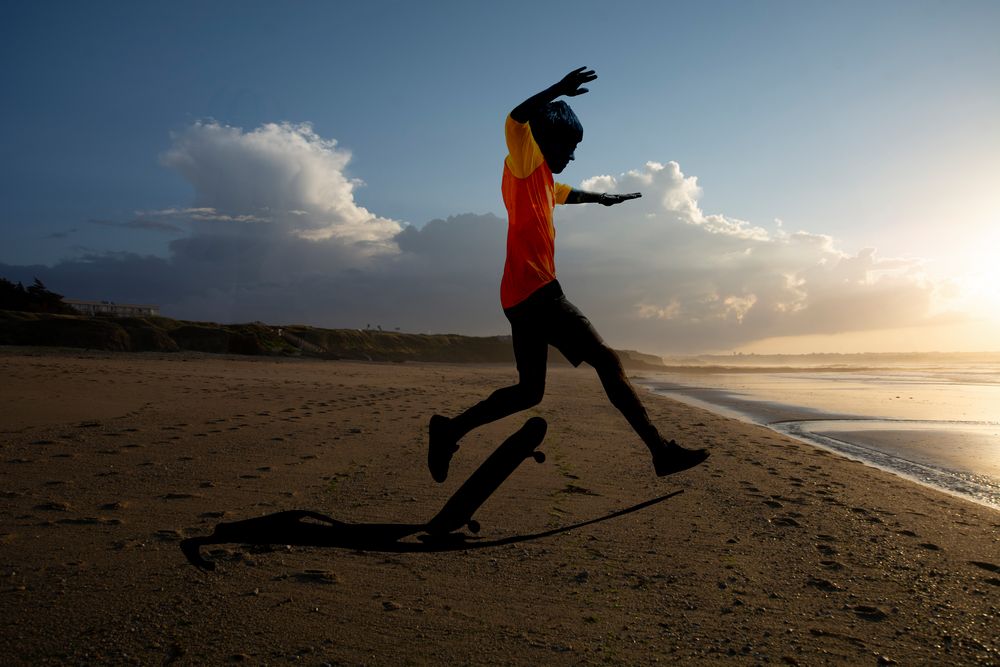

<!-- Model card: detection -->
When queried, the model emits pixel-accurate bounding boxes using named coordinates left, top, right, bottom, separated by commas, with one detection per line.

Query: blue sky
left=2, top=1, right=998, bottom=353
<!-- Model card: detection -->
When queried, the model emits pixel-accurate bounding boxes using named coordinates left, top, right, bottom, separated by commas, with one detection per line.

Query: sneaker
left=651, top=439, right=709, bottom=477
left=428, top=414, right=459, bottom=483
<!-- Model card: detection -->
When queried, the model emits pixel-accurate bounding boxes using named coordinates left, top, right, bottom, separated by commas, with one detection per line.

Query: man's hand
left=598, top=192, right=642, bottom=206
left=555, top=66, right=597, bottom=98
left=511, top=67, right=598, bottom=122
left=565, top=190, right=642, bottom=205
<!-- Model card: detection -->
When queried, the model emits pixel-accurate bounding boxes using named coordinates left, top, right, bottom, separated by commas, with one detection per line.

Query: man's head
left=530, top=101, right=583, bottom=174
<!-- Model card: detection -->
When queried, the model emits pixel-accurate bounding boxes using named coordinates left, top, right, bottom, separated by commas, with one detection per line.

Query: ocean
left=636, top=353, right=1000, bottom=510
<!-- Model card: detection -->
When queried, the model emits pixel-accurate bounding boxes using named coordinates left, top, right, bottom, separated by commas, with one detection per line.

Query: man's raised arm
left=510, top=66, right=597, bottom=122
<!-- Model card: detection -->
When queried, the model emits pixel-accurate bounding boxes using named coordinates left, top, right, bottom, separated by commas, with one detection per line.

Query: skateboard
left=423, top=416, right=547, bottom=536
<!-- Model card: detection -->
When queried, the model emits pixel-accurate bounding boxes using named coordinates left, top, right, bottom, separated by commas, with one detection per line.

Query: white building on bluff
left=64, top=299, right=160, bottom=317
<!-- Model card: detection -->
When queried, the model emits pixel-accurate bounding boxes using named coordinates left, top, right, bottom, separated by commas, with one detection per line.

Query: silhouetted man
left=429, top=67, right=708, bottom=482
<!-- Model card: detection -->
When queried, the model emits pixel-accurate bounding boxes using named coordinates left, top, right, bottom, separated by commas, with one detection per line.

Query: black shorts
left=503, top=280, right=606, bottom=378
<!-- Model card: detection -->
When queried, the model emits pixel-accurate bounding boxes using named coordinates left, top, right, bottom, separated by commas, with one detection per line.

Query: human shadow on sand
left=180, top=490, right=684, bottom=571
left=182, top=417, right=683, bottom=570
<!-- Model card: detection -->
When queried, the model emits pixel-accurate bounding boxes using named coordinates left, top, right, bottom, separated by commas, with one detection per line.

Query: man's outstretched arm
left=565, top=190, right=642, bottom=206
left=510, top=66, right=597, bottom=123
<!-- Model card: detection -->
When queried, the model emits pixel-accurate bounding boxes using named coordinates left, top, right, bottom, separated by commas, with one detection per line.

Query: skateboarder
left=429, top=67, right=708, bottom=483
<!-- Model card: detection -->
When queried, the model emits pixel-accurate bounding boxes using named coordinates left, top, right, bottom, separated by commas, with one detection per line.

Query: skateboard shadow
left=181, top=490, right=683, bottom=571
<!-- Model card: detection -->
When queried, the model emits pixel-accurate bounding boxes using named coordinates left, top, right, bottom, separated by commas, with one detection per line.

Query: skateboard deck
left=423, top=416, right=547, bottom=536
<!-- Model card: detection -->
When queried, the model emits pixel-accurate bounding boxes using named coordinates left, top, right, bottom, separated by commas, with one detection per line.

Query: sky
left=2, top=0, right=999, bottom=354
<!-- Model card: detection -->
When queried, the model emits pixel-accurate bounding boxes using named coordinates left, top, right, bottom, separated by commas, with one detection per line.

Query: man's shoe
left=428, top=414, right=459, bottom=483
left=651, top=440, right=709, bottom=477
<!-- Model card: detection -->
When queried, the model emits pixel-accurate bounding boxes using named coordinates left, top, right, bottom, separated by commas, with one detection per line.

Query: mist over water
left=638, top=353, right=1000, bottom=509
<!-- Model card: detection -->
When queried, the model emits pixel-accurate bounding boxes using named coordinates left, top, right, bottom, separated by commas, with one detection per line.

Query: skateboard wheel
left=532, top=451, right=546, bottom=463
left=467, top=520, right=481, bottom=533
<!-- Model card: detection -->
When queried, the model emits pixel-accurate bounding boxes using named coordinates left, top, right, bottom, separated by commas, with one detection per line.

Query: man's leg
left=587, top=345, right=661, bottom=447
left=546, top=292, right=708, bottom=476
left=584, top=343, right=708, bottom=475
left=428, top=322, right=547, bottom=483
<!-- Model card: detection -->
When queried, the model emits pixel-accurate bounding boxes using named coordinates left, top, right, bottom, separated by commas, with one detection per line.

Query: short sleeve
left=504, top=115, right=545, bottom=179
left=554, top=182, right=572, bottom=205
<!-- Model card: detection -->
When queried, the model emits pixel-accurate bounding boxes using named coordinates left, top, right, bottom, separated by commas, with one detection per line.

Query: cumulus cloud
left=555, top=160, right=939, bottom=350
left=161, top=121, right=402, bottom=252
left=5, top=122, right=957, bottom=353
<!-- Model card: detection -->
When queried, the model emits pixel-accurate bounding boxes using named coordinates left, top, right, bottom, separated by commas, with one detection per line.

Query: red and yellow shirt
left=500, top=115, right=572, bottom=309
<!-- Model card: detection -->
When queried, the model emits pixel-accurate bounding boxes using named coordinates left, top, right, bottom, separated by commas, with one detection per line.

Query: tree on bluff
left=0, top=277, right=75, bottom=314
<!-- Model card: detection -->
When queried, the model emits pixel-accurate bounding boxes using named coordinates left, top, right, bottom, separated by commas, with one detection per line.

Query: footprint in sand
left=156, top=529, right=185, bottom=541
left=56, top=516, right=121, bottom=526
left=35, top=501, right=72, bottom=512
left=850, top=507, right=883, bottom=524
left=290, top=569, right=338, bottom=584
left=771, top=516, right=801, bottom=528
left=965, top=561, right=1000, bottom=588
left=806, top=576, right=843, bottom=592
left=815, top=536, right=839, bottom=557
left=852, top=605, right=888, bottom=621
left=968, top=561, right=999, bottom=573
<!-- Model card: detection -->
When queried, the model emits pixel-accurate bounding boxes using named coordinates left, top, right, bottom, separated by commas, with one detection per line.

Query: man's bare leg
left=588, top=345, right=708, bottom=476
left=429, top=377, right=544, bottom=483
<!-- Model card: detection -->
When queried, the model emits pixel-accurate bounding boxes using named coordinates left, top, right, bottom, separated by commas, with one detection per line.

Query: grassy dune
left=0, top=310, right=664, bottom=369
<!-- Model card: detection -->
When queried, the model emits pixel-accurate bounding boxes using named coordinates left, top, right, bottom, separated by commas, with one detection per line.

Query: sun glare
left=956, top=221, right=1000, bottom=318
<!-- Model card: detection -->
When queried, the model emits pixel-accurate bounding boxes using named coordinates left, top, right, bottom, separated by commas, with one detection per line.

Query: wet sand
left=1, top=347, right=998, bottom=665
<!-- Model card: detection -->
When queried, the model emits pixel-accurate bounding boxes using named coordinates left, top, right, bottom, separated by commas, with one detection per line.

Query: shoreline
left=2, top=348, right=998, bottom=664
left=636, top=375, right=1000, bottom=511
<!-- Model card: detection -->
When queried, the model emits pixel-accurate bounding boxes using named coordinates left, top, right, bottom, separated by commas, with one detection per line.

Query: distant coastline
left=660, top=350, right=1000, bottom=370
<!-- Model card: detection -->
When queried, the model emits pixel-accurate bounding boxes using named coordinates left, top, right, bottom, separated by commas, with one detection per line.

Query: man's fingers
left=567, top=87, right=590, bottom=96
left=604, top=193, right=642, bottom=206
left=567, top=67, right=597, bottom=82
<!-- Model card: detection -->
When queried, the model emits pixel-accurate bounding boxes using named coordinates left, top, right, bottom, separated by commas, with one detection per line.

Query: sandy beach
left=1, top=347, right=997, bottom=665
